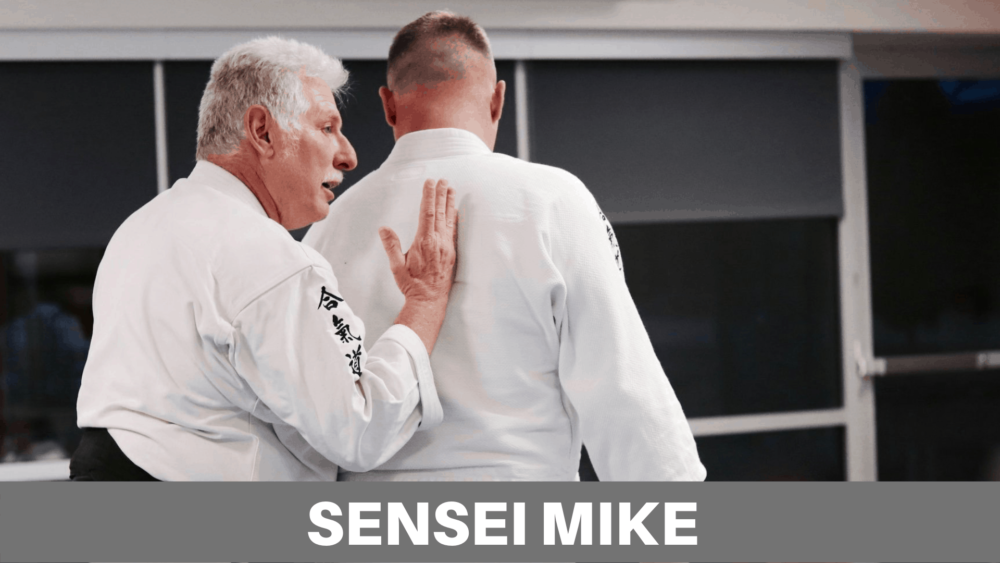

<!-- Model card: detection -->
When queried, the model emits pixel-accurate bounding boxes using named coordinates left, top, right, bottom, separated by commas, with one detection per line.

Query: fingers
left=445, top=187, right=458, bottom=263
left=451, top=202, right=459, bottom=278
left=414, top=179, right=436, bottom=242
left=445, top=187, right=457, bottom=233
left=434, top=179, right=449, bottom=237
left=379, top=226, right=405, bottom=276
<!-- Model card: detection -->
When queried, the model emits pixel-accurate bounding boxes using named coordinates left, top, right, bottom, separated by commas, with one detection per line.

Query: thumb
left=379, top=226, right=405, bottom=275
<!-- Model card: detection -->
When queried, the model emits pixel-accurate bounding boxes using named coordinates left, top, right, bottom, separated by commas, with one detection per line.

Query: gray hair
left=196, top=36, right=349, bottom=160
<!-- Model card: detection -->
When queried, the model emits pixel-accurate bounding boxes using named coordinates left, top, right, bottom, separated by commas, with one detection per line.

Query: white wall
left=2, top=0, right=1000, bottom=33
left=4, top=0, right=1000, bottom=68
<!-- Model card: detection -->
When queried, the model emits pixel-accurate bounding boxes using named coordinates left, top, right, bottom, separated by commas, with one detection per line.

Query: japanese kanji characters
left=345, top=345, right=363, bottom=377
left=318, top=286, right=344, bottom=310
left=599, top=210, right=623, bottom=272
left=332, top=314, right=362, bottom=344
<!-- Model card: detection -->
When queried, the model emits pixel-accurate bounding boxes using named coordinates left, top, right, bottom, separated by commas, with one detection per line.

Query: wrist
left=396, top=298, right=448, bottom=354
left=404, top=294, right=448, bottom=311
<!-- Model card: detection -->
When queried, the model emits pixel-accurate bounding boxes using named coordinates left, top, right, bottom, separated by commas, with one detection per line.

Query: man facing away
left=72, top=37, right=457, bottom=480
left=304, top=12, right=706, bottom=481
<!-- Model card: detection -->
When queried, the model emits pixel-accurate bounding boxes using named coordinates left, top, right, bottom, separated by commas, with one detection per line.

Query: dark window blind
left=865, top=79, right=1000, bottom=356
left=616, top=219, right=842, bottom=418
left=0, top=63, right=158, bottom=249
left=530, top=60, right=843, bottom=222
left=697, top=427, right=845, bottom=481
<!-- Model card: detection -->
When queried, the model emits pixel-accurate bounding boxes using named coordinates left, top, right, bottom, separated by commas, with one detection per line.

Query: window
left=529, top=60, right=846, bottom=479
left=1, top=249, right=103, bottom=462
left=865, top=78, right=1000, bottom=480
left=0, top=62, right=158, bottom=466
left=0, top=62, right=157, bottom=249
left=865, top=79, right=1000, bottom=357
left=615, top=220, right=841, bottom=419
left=696, top=427, right=845, bottom=481
left=529, top=60, right=842, bottom=222
left=876, top=371, right=1000, bottom=480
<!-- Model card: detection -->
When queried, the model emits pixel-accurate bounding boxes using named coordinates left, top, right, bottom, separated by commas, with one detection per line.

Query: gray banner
left=0, top=482, right=997, bottom=562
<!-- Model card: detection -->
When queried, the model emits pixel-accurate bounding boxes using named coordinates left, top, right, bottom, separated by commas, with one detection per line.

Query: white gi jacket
left=76, top=161, right=442, bottom=481
left=304, top=128, right=705, bottom=481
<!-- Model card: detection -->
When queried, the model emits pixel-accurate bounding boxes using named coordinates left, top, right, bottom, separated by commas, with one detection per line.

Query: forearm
left=315, top=326, right=442, bottom=471
left=232, top=268, right=442, bottom=471
left=394, top=297, right=448, bottom=353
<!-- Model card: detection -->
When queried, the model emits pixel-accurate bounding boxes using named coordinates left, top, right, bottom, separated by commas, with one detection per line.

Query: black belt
left=70, top=428, right=160, bottom=481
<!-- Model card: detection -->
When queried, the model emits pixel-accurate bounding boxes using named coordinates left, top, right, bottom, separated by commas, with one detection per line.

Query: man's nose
left=335, top=136, right=358, bottom=171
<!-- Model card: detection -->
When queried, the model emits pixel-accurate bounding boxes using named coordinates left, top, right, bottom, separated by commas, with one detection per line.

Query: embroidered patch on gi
left=599, top=210, right=623, bottom=272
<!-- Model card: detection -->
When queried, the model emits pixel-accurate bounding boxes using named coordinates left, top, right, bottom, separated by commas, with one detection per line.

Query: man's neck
left=204, top=152, right=282, bottom=223
left=394, top=106, right=494, bottom=150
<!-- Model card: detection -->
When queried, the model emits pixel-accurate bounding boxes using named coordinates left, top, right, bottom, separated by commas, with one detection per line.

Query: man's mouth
left=321, top=178, right=340, bottom=201
left=321, top=175, right=342, bottom=191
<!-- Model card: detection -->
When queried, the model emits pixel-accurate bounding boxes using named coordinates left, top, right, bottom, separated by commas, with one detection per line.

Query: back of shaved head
left=381, top=11, right=505, bottom=149
left=387, top=11, right=493, bottom=93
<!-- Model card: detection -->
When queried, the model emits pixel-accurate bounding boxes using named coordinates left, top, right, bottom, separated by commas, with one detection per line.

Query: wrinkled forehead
left=299, top=72, right=340, bottom=118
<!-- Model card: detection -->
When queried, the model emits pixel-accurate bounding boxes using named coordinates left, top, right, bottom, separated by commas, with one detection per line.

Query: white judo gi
left=76, top=161, right=442, bottom=481
left=304, top=128, right=705, bottom=481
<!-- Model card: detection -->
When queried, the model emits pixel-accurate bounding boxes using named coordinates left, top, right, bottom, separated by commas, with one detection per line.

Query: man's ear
left=244, top=105, right=274, bottom=158
left=379, top=86, right=397, bottom=128
left=491, top=80, right=506, bottom=124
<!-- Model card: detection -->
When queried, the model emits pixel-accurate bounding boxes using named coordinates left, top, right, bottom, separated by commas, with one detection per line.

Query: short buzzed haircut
left=387, top=11, right=492, bottom=93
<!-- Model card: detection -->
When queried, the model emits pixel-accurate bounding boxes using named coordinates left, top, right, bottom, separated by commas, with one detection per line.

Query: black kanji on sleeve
left=345, top=344, right=363, bottom=377
left=599, top=210, right=623, bottom=272
left=331, top=314, right=362, bottom=344
left=318, top=286, right=344, bottom=310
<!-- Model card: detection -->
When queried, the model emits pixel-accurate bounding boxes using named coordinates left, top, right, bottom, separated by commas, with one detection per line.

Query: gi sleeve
left=230, top=264, right=443, bottom=473
left=549, top=184, right=707, bottom=481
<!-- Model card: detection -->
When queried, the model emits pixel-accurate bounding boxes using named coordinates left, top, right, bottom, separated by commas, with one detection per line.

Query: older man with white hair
left=306, top=12, right=705, bottom=481
left=71, top=37, right=457, bottom=481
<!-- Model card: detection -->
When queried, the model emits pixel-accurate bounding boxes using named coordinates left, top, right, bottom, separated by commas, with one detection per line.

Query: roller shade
left=0, top=62, right=158, bottom=249
left=529, top=60, right=843, bottom=222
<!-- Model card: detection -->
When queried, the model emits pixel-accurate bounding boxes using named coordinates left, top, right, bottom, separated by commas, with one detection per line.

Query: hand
left=379, top=179, right=458, bottom=305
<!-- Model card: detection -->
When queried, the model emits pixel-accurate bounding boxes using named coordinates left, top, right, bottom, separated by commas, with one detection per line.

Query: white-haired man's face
left=264, top=74, right=357, bottom=230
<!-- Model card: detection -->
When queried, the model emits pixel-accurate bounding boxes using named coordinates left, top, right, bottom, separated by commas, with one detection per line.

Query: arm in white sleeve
left=550, top=186, right=706, bottom=481
left=230, top=264, right=442, bottom=472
